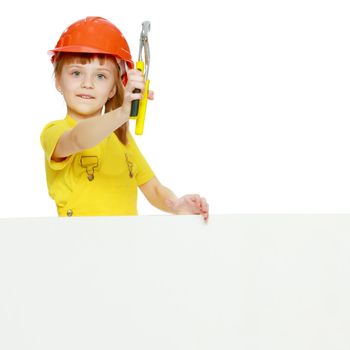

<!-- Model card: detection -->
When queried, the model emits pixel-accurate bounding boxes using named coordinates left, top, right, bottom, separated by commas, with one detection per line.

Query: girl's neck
left=67, top=108, right=103, bottom=122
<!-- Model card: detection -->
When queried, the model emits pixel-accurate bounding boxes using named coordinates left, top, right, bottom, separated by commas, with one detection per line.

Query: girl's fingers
left=194, top=195, right=202, bottom=209
left=125, top=70, right=145, bottom=93
left=126, top=71, right=154, bottom=101
left=131, top=93, right=143, bottom=101
left=203, top=211, right=209, bottom=222
left=199, top=197, right=209, bottom=222
left=187, top=195, right=204, bottom=215
left=203, top=204, right=209, bottom=222
left=200, top=197, right=208, bottom=213
left=124, top=92, right=143, bottom=102
left=148, top=90, right=154, bottom=100
left=175, top=195, right=209, bottom=220
left=126, top=81, right=145, bottom=93
left=193, top=196, right=209, bottom=222
left=185, top=194, right=201, bottom=207
left=127, top=70, right=145, bottom=85
left=127, top=69, right=144, bottom=78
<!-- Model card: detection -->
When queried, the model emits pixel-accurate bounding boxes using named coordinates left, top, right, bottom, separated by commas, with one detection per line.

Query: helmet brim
left=48, top=46, right=134, bottom=68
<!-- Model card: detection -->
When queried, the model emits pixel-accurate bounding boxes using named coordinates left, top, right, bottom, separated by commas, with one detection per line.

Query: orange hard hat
left=48, top=16, right=134, bottom=70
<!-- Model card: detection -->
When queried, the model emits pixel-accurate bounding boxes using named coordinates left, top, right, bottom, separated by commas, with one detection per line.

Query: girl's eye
left=97, top=74, right=106, bottom=79
left=72, top=71, right=80, bottom=77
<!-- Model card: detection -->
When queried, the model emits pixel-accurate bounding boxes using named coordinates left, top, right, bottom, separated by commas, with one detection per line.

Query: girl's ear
left=108, top=85, right=117, bottom=99
left=55, top=77, right=63, bottom=94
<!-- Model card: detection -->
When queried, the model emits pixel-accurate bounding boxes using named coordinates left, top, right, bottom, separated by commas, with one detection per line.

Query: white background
left=0, top=0, right=349, bottom=217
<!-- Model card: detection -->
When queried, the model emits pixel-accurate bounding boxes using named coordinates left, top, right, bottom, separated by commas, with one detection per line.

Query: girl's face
left=56, top=57, right=118, bottom=120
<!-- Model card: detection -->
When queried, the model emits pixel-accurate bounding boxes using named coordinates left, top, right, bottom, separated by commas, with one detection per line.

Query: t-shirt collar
left=65, top=114, right=78, bottom=127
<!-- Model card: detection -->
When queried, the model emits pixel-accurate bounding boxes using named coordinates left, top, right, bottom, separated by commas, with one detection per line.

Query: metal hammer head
left=141, top=21, right=151, bottom=37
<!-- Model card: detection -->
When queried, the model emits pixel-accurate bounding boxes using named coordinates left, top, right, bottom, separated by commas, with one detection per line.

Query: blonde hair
left=53, top=52, right=128, bottom=145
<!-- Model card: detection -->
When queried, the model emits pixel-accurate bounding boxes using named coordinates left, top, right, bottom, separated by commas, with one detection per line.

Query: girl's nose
left=81, top=75, right=94, bottom=89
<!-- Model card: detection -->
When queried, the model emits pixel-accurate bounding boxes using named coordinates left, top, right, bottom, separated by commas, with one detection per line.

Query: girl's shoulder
left=42, top=115, right=75, bottom=130
left=40, top=116, right=74, bottom=145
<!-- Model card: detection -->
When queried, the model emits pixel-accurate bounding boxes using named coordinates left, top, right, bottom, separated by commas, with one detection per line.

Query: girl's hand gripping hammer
left=130, top=21, right=151, bottom=135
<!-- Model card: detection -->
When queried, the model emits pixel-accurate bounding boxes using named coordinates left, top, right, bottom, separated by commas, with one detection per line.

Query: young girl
left=40, top=16, right=209, bottom=222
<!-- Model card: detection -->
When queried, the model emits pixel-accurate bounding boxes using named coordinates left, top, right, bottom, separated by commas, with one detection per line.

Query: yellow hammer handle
left=130, top=61, right=149, bottom=135
left=135, top=79, right=150, bottom=135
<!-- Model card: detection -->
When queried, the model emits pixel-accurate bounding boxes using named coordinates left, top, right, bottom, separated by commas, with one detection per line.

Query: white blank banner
left=0, top=214, right=349, bottom=349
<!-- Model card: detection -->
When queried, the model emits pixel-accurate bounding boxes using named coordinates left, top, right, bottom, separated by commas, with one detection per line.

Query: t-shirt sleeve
left=128, top=133, right=155, bottom=186
left=40, top=120, right=73, bottom=171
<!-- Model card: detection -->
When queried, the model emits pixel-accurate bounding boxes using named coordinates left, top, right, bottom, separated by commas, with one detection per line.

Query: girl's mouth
left=77, top=94, right=95, bottom=99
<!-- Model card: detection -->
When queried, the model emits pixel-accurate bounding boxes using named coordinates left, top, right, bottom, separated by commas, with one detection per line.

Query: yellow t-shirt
left=40, top=114, right=154, bottom=217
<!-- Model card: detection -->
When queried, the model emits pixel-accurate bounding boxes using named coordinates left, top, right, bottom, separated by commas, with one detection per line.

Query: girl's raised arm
left=51, top=108, right=128, bottom=160
left=52, top=69, right=144, bottom=161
